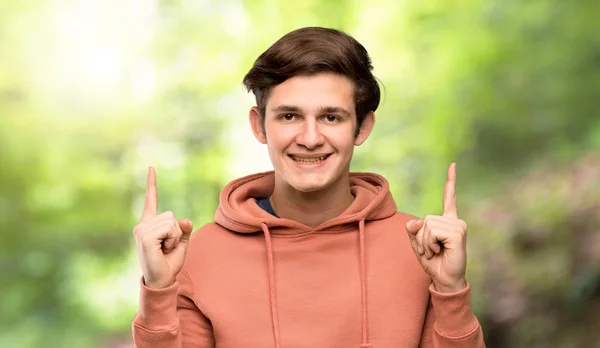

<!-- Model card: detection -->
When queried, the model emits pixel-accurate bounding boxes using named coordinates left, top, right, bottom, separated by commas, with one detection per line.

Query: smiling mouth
left=289, top=154, right=331, bottom=164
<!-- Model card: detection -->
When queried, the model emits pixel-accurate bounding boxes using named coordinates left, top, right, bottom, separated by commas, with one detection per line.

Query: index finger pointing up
left=141, top=166, right=158, bottom=222
left=443, top=162, right=458, bottom=217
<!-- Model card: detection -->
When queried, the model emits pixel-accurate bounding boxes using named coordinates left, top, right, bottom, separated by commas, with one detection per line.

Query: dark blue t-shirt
left=256, top=197, right=279, bottom=218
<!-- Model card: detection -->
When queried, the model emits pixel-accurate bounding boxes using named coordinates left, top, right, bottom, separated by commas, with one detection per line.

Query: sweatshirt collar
left=214, top=171, right=397, bottom=235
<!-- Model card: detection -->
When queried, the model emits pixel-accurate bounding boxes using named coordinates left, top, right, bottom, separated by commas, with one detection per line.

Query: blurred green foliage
left=1, top=0, right=599, bottom=347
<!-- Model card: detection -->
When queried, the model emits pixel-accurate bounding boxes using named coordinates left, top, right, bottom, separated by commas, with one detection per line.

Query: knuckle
left=453, top=219, right=467, bottom=232
left=132, top=224, right=143, bottom=236
left=164, top=210, right=175, bottom=218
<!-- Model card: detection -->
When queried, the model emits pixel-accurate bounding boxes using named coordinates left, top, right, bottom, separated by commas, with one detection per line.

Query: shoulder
left=188, top=222, right=234, bottom=248
left=365, top=211, right=420, bottom=249
left=182, top=222, right=243, bottom=272
left=186, top=222, right=262, bottom=256
left=368, top=211, right=420, bottom=228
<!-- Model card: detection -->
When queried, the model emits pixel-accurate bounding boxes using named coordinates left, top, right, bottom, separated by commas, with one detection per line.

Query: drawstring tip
left=360, top=344, right=373, bottom=348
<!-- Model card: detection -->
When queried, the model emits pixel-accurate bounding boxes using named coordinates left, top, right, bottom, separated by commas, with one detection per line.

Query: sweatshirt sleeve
left=419, top=281, right=486, bottom=348
left=132, top=270, right=215, bottom=348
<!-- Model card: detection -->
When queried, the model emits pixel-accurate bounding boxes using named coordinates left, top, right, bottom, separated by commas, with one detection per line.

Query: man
left=132, top=27, right=485, bottom=347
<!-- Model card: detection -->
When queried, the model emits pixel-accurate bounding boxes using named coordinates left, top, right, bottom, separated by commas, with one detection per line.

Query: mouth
left=288, top=154, right=331, bottom=165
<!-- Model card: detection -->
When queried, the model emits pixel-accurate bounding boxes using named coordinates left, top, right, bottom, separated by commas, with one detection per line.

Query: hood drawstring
left=261, top=222, right=281, bottom=348
left=358, top=219, right=373, bottom=348
left=261, top=220, right=372, bottom=348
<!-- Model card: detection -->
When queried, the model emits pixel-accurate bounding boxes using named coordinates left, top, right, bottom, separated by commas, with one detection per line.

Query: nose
left=295, top=118, right=325, bottom=149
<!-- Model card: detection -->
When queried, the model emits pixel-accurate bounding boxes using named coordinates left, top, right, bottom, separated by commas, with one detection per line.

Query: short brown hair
left=242, top=27, right=380, bottom=133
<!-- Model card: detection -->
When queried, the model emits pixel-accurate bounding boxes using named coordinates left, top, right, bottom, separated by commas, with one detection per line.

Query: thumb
left=405, top=219, right=423, bottom=236
left=405, top=219, right=424, bottom=258
left=178, top=219, right=194, bottom=237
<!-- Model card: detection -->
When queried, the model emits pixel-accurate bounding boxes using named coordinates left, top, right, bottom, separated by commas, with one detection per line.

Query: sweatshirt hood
left=214, top=171, right=397, bottom=234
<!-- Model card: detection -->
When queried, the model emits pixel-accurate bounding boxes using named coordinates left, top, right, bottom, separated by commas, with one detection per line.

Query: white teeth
left=292, top=155, right=328, bottom=163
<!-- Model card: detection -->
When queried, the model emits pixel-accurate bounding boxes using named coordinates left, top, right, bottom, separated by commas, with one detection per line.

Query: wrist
left=433, top=279, right=467, bottom=293
left=144, top=276, right=175, bottom=289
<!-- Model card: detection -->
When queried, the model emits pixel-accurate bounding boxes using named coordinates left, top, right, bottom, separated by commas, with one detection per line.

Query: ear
left=249, top=106, right=267, bottom=144
left=354, top=111, right=375, bottom=146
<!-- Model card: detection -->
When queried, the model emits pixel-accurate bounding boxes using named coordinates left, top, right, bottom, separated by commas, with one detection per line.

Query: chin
left=290, top=181, right=327, bottom=193
left=287, top=173, right=336, bottom=193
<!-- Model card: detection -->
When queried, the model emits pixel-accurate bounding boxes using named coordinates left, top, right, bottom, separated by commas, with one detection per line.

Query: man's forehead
left=267, top=89, right=354, bottom=115
left=268, top=73, right=353, bottom=99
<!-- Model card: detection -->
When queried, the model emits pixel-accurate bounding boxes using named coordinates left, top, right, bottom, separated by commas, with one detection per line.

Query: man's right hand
left=133, top=166, right=194, bottom=289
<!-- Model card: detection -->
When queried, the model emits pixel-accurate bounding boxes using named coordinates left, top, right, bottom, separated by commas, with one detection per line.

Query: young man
left=132, top=27, right=485, bottom=347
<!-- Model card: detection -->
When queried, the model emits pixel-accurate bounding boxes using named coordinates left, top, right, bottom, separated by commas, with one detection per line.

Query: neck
left=270, top=174, right=354, bottom=228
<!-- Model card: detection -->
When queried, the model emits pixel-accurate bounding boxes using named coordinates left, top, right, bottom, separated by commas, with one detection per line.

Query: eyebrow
left=271, top=105, right=352, bottom=117
left=271, top=105, right=301, bottom=114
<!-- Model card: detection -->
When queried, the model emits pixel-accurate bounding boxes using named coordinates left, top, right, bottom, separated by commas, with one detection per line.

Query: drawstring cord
left=261, top=223, right=281, bottom=348
left=261, top=220, right=372, bottom=348
left=358, top=219, right=373, bottom=348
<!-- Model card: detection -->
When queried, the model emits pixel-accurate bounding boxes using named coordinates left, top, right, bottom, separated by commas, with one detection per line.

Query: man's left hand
left=405, top=162, right=468, bottom=293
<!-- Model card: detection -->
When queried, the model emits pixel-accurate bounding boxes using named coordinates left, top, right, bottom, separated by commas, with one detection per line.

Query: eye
left=281, top=113, right=296, bottom=121
left=324, top=115, right=340, bottom=123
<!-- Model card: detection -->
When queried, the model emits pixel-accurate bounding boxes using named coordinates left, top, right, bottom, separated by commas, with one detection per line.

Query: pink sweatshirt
left=132, top=171, right=485, bottom=347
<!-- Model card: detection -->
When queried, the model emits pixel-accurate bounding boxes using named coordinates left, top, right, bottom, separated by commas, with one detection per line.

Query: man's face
left=250, top=73, right=374, bottom=193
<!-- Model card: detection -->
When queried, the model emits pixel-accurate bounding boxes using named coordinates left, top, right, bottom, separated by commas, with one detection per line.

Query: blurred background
left=1, top=0, right=599, bottom=347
